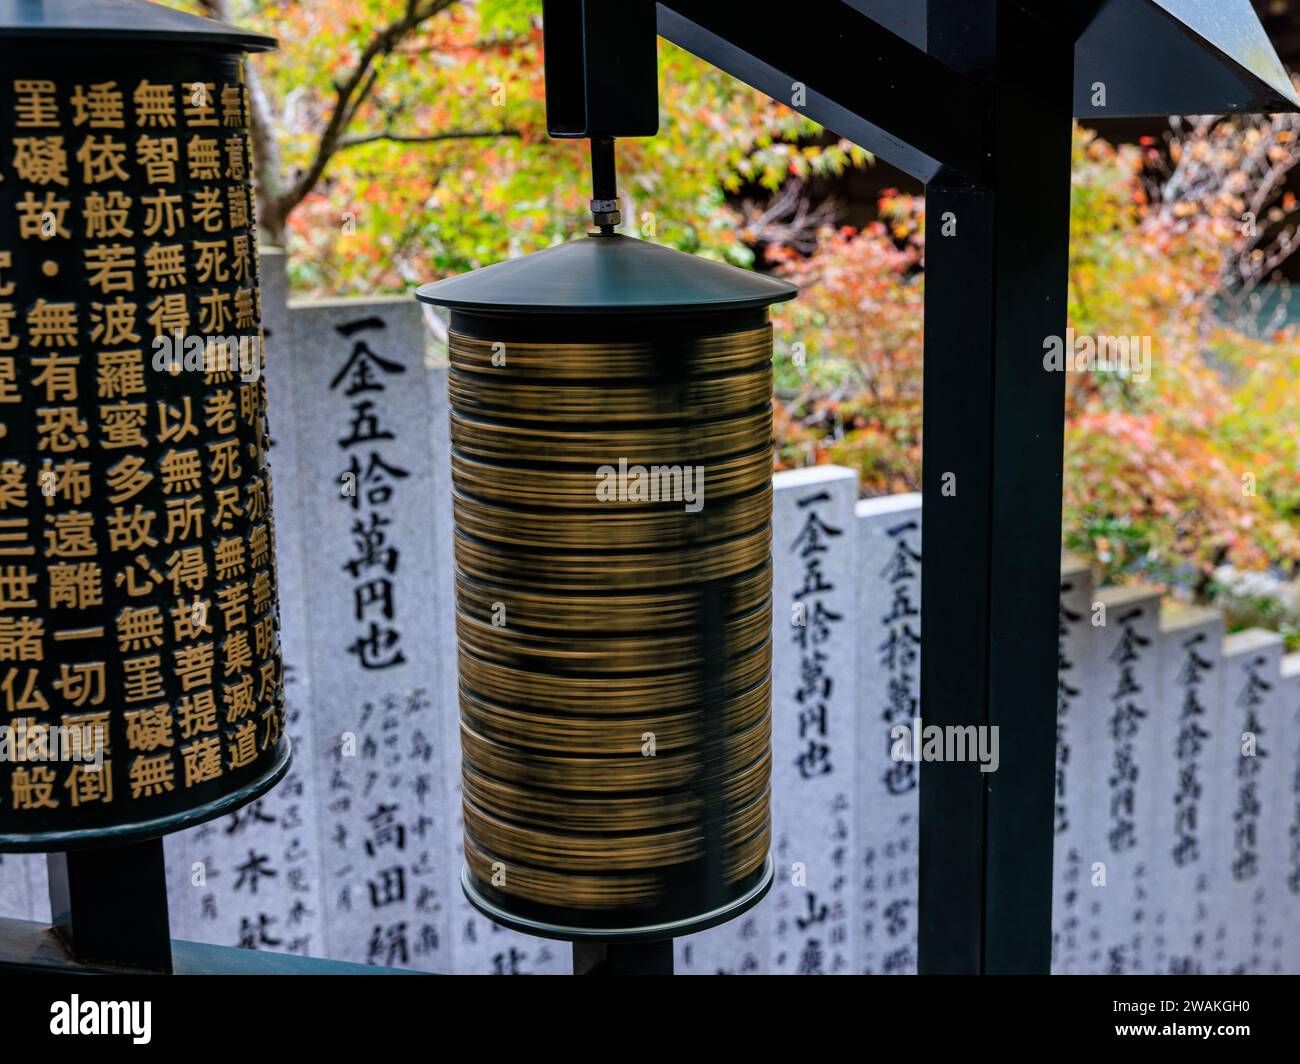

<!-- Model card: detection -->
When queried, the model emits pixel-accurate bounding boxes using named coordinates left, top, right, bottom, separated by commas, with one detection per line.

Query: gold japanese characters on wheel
left=418, top=233, right=796, bottom=937
left=0, top=4, right=288, bottom=850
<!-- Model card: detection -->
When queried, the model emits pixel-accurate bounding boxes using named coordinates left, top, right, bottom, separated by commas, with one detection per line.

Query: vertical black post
left=47, top=838, right=174, bottom=972
left=573, top=939, right=674, bottom=975
left=920, top=0, right=1075, bottom=973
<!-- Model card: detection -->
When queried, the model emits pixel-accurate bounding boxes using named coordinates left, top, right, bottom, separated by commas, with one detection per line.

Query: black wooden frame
left=658, top=0, right=1296, bottom=973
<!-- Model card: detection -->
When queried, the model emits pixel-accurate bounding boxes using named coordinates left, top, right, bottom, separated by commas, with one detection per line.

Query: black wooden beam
left=656, top=0, right=988, bottom=183
left=919, top=0, right=1075, bottom=974
left=918, top=177, right=992, bottom=974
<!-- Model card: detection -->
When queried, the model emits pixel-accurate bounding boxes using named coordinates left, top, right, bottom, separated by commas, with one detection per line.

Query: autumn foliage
left=773, top=129, right=1300, bottom=601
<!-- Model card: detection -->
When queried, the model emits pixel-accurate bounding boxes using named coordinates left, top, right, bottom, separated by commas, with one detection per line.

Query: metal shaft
left=589, top=137, right=621, bottom=231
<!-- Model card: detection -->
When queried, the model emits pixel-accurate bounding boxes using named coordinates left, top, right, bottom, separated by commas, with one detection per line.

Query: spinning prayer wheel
left=0, top=1, right=288, bottom=851
left=418, top=230, right=796, bottom=938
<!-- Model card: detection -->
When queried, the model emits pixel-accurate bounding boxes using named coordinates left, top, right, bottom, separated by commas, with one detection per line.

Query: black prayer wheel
left=0, top=1, right=288, bottom=850
left=418, top=233, right=796, bottom=938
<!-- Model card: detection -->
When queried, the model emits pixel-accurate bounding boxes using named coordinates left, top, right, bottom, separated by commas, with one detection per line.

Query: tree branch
left=339, top=128, right=521, bottom=150
left=276, top=0, right=458, bottom=221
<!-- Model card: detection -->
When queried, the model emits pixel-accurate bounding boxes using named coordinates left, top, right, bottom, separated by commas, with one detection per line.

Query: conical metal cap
left=417, top=235, right=797, bottom=316
left=0, top=0, right=275, bottom=51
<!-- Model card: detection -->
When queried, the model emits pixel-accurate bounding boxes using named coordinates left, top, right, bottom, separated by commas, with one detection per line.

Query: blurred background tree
left=768, top=120, right=1300, bottom=636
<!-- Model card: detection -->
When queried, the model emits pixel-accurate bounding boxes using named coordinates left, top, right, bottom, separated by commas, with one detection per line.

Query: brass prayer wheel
left=418, top=233, right=796, bottom=938
left=0, top=2, right=288, bottom=850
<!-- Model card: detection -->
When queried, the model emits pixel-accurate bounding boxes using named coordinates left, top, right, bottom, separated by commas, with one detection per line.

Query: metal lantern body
left=0, top=1, right=287, bottom=850
left=418, top=234, right=795, bottom=938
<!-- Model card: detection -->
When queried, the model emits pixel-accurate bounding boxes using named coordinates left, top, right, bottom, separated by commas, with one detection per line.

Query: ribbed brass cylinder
left=418, top=233, right=795, bottom=939
left=448, top=309, right=773, bottom=935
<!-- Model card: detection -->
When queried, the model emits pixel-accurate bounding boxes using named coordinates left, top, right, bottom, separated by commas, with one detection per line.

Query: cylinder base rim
left=460, top=853, right=774, bottom=943
left=0, top=737, right=292, bottom=853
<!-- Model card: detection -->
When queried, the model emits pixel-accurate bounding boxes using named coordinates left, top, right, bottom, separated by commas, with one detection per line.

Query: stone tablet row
left=1, top=259, right=1297, bottom=973
left=1051, top=567, right=1300, bottom=974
